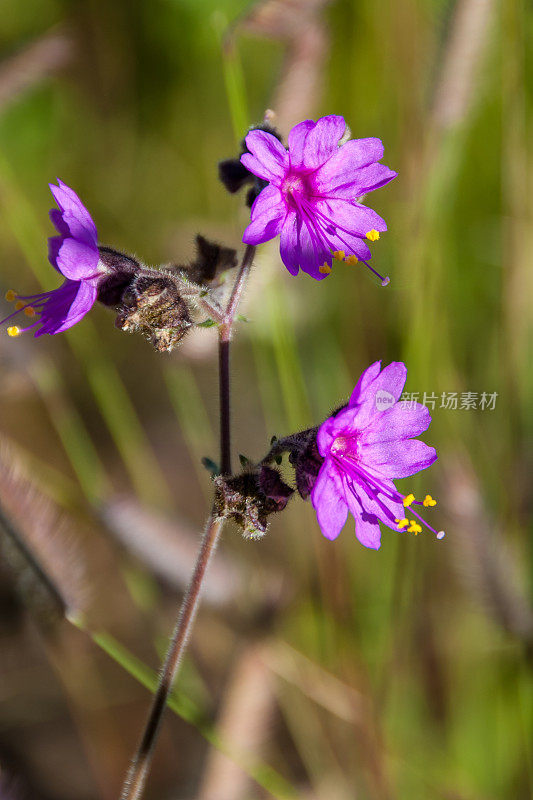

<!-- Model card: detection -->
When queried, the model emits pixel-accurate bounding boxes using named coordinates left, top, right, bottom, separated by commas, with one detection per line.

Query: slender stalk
left=119, top=515, right=223, bottom=800
left=223, top=243, right=256, bottom=332
left=119, top=244, right=255, bottom=800
left=219, top=244, right=256, bottom=475
left=219, top=339, right=232, bottom=475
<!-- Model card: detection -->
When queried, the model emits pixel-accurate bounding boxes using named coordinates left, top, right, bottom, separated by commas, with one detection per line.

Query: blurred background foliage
left=0, top=0, right=532, bottom=798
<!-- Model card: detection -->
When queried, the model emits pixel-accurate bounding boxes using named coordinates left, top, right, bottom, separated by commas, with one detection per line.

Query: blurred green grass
left=0, top=0, right=532, bottom=798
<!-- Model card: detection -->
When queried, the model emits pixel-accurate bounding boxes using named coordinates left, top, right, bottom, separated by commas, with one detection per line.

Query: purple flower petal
left=49, top=208, right=69, bottom=236
left=346, top=163, right=397, bottom=196
left=300, top=115, right=346, bottom=170
left=360, top=402, right=432, bottom=445
left=279, top=213, right=301, bottom=276
left=241, top=130, right=288, bottom=182
left=49, top=181, right=98, bottom=245
left=52, top=279, right=98, bottom=333
left=362, top=438, right=437, bottom=478
left=339, top=475, right=386, bottom=549
left=352, top=361, right=408, bottom=427
left=349, top=468, right=406, bottom=529
left=287, top=120, right=315, bottom=168
left=316, top=198, right=387, bottom=237
left=316, top=413, right=343, bottom=457
left=242, top=185, right=287, bottom=245
left=314, top=141, right=396, bottom=198
left=279, top=213, right=330, bottom=279
left=54, top=236, right=100, bottom=281
left=349, top=360, right=382, bottom=407
left=338, top=137, right=385, bottom=169
left=354, top=512, right=382, bottom=549
left=311, top=461, right=348, bottom=540
left=33, top=278, right=98, bottom=336
left=48, top=234, right=66, bottom=271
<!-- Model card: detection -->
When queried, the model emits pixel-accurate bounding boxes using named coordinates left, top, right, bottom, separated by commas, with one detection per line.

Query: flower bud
left=115, top=271, right=192, bottom=353
left=185, top=235, right=237, bottom=284
left=219, top=122, right=284, bottom=208
left=96, top=247, right=140, bottom=306
left=214, top=465, right=293, bottom=539
left=289, top=431, right=323, bottom=500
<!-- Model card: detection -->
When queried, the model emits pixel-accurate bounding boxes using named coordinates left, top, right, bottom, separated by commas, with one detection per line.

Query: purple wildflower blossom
left=311, top=360, right=445, bottom=549
left=241, top=115, right=396, bottom=281
left=2, top=180, right=103, bottom=337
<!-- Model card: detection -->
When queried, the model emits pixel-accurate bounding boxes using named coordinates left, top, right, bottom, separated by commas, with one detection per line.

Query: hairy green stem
left=118, top=244, right=255, bottom=800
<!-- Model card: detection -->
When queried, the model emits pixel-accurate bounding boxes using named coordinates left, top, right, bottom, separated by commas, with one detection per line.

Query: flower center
left=281, top=171, right=314, bottom=208
left=331, top=435, right=356, bottom=457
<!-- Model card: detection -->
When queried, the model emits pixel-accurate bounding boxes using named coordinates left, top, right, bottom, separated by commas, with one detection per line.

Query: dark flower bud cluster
left=218, top=122, right=283, bottom=208
left=115, top=269, right=193, bottom=353
left=211, top=428, right=324, bottom=539
left=95, top=237, right=239, bottom=353
left=214, top=465, right=293, bottom=539
left=287, top=430, right=323, bottom=500
left=183, top=234, right=238, bottom=285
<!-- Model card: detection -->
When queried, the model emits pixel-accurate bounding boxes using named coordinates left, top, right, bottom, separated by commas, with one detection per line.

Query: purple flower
left=241, top=115, right=396, bottom=281
left=311, top=361, right=445, bottom=548
left=2, top=180, right=103, bottom=337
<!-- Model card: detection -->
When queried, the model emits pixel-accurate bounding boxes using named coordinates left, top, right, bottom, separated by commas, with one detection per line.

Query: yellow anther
left=423, top=494, right=436, bottom=507
left=332, top=250, right=345, bottom=261
left=5, top=290, right=16, bottom=302
left=407, top=521, right=422, bottom=534
left=24, top=306, right=35, bottom=317
left=15, top=301, right=24, bottom=311
left=7, top=326, right=20, bottom=337
left=345, top=254, right=359, bottom=265
left=319, top=263, right=331, bottom=275
left=403, top=493, right=415, bottom=507
left=366, top=229, right=380, bottom=242
left=395, top=518, right=409, bottom=529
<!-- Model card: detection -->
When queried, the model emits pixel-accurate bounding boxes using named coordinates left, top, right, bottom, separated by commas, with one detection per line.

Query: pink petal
left=316, top=413, right=344, bottom=457
left=362, top=439, right=437, bottom=478
left=311, top=461, right=348, bottom=540
left=298, top=115, right=346, bottom=170
left=241, top=130, right=288, bottom=182
left=287, top=120, right=315, bottom=168
left=338, top=475, right=384, bottom=549
left=52, top=279, right=98, bottom=333
left=354, top=513, right=382, bottom=550
left=347, top=163, right=397, bottom=196
left=279, top=213, right=301, bottom=276
left=34, top=279, right=98, bottom=336
left=316, top=198, right=387, bottom=237
left=242, top=185, right=287, bottom=245
left=323, top=229, right=372, bottom=262
left=360, top=402, right=432, bottom=445
left=314, top=142, right=396, bottom=198
left=55, top=237, right=100, bottom=281
left=347, top=469, right=405, bottom=530
left=49, top=181, right=97, bottom=245
left=279, top=213, right=330, bottom=280
left=349, top=361, right=382, bottom=407
left=352, top=362, right=408, bottom=428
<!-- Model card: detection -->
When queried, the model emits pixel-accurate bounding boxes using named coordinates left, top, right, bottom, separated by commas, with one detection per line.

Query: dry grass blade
left=443, top=454, right=533, bottom=646
left=197, top=641, right=276, bottom=800
left=266, top=643, right=392, bottom=800
left=231, top=0, right=331, bottom=134
left=0, top=27, right=73, bottom=113
left=431, top=0, right=495, bottom=131
left=0, top=436, right=88, bottom=622
left=265, top=641, right=366, bottom=726
left=100, top=496, right=242, bottom=606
